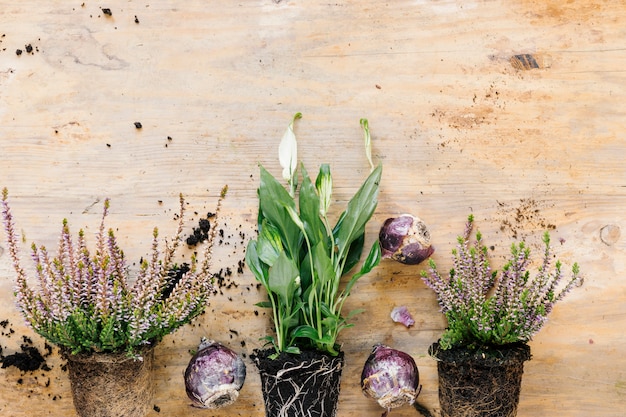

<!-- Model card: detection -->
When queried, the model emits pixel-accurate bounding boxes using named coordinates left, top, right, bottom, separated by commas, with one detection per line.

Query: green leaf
left=333, top=164, right=382, bottom=266
left=315, top=164, right=332, bottom=218
left=321, top=315, right=338, bottom=328
left=298, top=165, right=327, bottom=251
left=255, top=301, right=273, bottom=308
left=245, top=240, right=269, bottom=287
left=343, top=240, right=381, bottom=298
left=319, top=302, right=334, bottom=319
left=312, top=241, right=334, bottom=289
left=291, top=325, right=320, bottom=341
left=259, top=166, right=302, bottom=260
left=284, top=346, right=301, bottom=355
left=339, top=232, right=365, bottom=276
left=256, top=220, right=283, bottom=267
left=268, top=251, right=299, bottom=301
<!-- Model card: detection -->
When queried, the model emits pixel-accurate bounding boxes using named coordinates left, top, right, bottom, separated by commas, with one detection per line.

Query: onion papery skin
left=361, top=344, right=420, bottom=411
left=379, top=215, right=434, bottom=265
left=184, top=339, right=246, bottom=409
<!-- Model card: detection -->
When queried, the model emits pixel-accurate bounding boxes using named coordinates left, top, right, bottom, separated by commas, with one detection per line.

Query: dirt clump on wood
left=496, top=198, right=556, bottom=240
left=1, top=332, right=51, bottom=373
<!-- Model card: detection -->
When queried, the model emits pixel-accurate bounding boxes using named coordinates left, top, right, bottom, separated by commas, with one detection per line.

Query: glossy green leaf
left=256, top=220, right=283, bottom=267
left=268, top=251, right=299, bottom=302
left=343, top=240, right=381, bottom=298
left=259, top=166, right=301, bottom=260
left=245, top=240, right=268, bottom=286
left=298, top=165, right=326, bottom=250
left=315, top=164, right=332, bottom=218
left=333, top=164, right=382, bottom=264
left=291, top=325, right=319, bottom=341
left=255, top=301, right=273, bottom=308
left=312, top=241, right=334, bottom=288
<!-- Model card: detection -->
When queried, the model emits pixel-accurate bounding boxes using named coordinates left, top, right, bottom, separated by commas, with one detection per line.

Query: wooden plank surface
left=1, top=1, right=625, bottom=416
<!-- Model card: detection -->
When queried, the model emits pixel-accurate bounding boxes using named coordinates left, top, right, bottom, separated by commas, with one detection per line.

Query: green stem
left=302, top=230, right=322, bottom=340
left=322, top=215, right=335, bottom=307
left=268, top=290, right=283, bottom=353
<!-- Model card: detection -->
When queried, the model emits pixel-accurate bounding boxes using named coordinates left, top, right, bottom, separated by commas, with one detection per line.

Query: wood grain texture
left=1, top=1, right=625, bottom=416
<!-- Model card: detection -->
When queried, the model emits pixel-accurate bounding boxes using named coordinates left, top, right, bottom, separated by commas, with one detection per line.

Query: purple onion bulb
left=379, top=214, right=434, bottom=265
left=184, top=338, right=246, bottom=409
left=361, top=344, right=421, bottom=412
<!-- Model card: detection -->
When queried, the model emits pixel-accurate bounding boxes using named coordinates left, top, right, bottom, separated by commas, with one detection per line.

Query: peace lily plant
left=246, top=113, right=382, bottom=357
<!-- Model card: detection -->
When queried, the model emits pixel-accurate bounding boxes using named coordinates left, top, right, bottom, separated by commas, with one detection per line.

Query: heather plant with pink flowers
left=1, top=187, right=226, bottom=355
left=422, top=214, right=582, bottom=350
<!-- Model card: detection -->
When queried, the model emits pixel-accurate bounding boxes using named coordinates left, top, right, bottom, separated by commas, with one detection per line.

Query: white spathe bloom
left=278, top=113, right=302, bottom=184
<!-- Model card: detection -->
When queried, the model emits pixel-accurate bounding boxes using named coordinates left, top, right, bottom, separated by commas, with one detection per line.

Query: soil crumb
left=496, top=198, right=555, bottom=240
left=1, top=335, right=50, bottom=372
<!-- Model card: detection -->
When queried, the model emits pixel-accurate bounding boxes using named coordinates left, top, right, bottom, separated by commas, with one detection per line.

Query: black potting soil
left=1, top=333, right=51, bottom=372
left=251, top=348, right=344, bottom=417
left=430, top=342, right=531, bottom=417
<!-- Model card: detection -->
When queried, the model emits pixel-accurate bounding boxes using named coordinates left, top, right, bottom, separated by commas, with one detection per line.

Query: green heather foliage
left=1, top=188, right=226, bottom=355
left=422, top=215, right=582, bottom=350
left=246, top=114, right=382, bottom=357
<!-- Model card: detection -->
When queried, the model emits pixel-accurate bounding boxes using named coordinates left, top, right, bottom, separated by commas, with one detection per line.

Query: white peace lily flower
left=279, top=113, right=302, bottom=190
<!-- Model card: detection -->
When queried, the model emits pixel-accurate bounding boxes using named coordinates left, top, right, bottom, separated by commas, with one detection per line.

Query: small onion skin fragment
left=391, top=306, right=415, bottom=328
left=184, top=339, right=246, bottom=409
left=361, top=344, right=421, bottom=411
left=379, top=215, right=434, bottom=265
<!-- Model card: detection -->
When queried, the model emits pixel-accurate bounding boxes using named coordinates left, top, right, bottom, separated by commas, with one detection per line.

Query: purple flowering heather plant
left=1, top=187, right=226, bottom=355
left=421, top=214, right=581, bottom=350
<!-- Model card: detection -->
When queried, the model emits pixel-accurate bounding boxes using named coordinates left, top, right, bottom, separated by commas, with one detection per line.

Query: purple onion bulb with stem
left=379, top=214, right=434, bottom=265
left=184, top=338, right=246, bottom=409
left=361, top=343, right=421, bottom=417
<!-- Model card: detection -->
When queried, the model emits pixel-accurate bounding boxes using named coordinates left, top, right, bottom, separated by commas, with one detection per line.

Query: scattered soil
left=182, top=208, right=248, bottom=295
left=14, top=40, right=40, bottom=56
left=1, top=332, right=51, bottom=373
left=185, top=214, right=213, bottom=246
left=496, top=198, right=555, bottom=240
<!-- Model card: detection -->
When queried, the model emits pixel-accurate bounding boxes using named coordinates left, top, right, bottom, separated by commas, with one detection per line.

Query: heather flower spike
left=422, top=214, right=582, bottom=349
left=279, top=112, right=302, bottom=196
left=1, top=187, right=227, bottom=355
